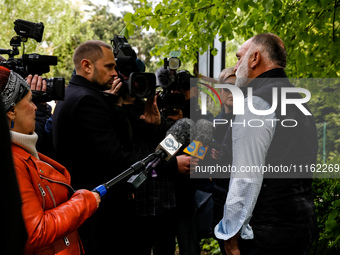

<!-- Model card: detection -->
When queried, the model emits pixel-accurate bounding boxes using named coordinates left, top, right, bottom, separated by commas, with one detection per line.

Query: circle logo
left=197, top=146, right=206, bottom=157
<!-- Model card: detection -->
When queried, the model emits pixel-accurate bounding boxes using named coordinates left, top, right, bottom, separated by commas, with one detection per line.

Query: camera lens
left=131, top=74, right=150, bottom=98
left=169, top=58, right=180, bottom=70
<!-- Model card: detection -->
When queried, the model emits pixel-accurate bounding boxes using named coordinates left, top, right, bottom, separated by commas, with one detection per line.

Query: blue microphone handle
left=92, top=152, right=159, bottom=198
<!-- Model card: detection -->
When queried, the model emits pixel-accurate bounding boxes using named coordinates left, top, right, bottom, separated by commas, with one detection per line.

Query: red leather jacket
left=11, top=144, right=98, bottom=255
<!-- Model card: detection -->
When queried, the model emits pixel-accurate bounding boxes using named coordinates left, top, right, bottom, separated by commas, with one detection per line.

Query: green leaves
left=167, top=30, right=177, bottom=39
left=122, top=0, right=339, bottom=81
left=219, top=22, right=232, bottom=37
left=123, top=12, right=133, bottom=22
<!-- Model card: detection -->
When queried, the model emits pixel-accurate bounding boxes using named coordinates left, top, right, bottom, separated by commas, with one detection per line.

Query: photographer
left=52, top=40, right=161, bottom=254
left=115, top=52, right=195, bottom=254
left=153, top=68, right=209, bottom=255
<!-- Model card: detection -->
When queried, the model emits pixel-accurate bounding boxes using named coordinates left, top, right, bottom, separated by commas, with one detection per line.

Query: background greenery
left=0, top=0, right=339, bottom=253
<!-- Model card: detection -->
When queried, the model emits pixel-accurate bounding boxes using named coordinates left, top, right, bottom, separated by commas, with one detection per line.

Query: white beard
left=235, top=54, right=250, bottom=88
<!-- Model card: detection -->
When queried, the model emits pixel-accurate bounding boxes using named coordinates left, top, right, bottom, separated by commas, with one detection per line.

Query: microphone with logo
left=92, top=118, right=196, bottom=197
left=127, top=117, right=196, bottom=188
left=183, top=119, right=213, bottom=160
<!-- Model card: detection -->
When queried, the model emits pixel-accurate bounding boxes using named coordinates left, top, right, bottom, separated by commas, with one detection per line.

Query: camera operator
left=24, top=74, right=56, bottom=157
left=112, top=53, right=197, bottom=254
left=153, top=68, right=210, bottom=255
left=1, top=51, right=55, bottom=158
left=52, top=40, right=162, bottom=255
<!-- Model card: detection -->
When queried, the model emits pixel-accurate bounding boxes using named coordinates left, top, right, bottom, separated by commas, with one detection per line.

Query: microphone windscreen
left=195, top=119, right=213, bottom=145
left=156, top=67, right=175, bottom=89
left=166, top=118, right=196, bottom=145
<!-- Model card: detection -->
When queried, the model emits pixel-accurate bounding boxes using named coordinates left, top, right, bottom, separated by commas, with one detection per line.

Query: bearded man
left=214, top=33, right=318, bottom=255
left=53, top=40, right=160, bottom=254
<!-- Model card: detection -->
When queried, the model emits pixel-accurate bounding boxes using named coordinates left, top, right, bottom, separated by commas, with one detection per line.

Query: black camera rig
left=111, top=35, right=156, bottom=99
left=0, top=19, right=64, bottom=103
left=156, top=51, right=194, bottom=116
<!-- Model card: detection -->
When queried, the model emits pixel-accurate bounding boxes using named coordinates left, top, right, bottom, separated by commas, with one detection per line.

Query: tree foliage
left=0, top=0, right=95, bottom=82
left=84, top=0, right=166, bottom=73
left=124, top=0, right=340, bottom=78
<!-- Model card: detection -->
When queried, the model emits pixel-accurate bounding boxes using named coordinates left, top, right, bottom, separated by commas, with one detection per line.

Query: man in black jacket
left=53, top=40, right=161, bottom=254
left=214, top=33, right=317, bottom=255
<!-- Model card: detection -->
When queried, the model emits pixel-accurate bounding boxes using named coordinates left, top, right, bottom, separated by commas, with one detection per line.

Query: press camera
left=156, top=51, right=194, bottom=116
left=0, top=19, right=65, bottom=103
left=111, top=35, right=155, bottom=98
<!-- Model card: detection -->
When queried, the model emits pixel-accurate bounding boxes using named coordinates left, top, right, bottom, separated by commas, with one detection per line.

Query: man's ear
left=250, top=51, right=261, bottom=69
left=81, top=59, right=93, bottom=74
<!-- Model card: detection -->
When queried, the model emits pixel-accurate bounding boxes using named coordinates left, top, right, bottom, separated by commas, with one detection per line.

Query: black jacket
left=53, top=75, right=144, bottom=190
left=53, top=75, right=149, bottom=254
left=248, top=69, right=318, bottom=249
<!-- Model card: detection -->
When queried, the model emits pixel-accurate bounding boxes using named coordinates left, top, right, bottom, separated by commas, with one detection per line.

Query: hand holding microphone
left=176, top=154, right=199, bottom=175
left=184, top=119, right=214, bottom=160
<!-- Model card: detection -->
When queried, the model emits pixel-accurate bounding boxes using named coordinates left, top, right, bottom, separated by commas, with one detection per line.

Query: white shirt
left=214, top=96, right=276, bottom=240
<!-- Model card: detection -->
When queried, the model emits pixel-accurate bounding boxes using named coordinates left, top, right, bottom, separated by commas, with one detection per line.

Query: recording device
left=156, top=68, right=195, bottom=116
left=14, top=19, right=44, bottom=43
left=184, top=119, right=213, bottom=160
left=166, top=118, right=196, bottom=146
left=127, top=133, right=182, bottom=189
left=111, top=35, right=156, bottom=98
left=92, top=118, right=196, bottom=196
left=32, top=78, right=65, bottom=103
left=127, top=118, right=195, bottom=189
left=0, top=19, right=65, bottom=103
left=156, top=49, right=193, bottom=112
left=164, top=57, right=181, bottom=70
left=164, top=50, right=181, bottom=70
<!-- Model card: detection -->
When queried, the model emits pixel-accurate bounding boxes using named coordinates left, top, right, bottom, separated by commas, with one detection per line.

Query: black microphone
left=127, top=118, right=197, bottom=188
left=184, top=119, right=213, bottom=160
left=166, top=118, right=196, bottom=146
left=156, top=67, right=175, bottom=89
left=92, top=118, right=196, bottom=196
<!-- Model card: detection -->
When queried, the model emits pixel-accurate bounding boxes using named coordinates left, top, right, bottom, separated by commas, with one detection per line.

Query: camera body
left=0, top=19, right=65, bottom=103
left=14, top=19, right=44, bottom=43
left=111, top=35, right=156, bottom=99
left=157, top=55, right=194, bottom=116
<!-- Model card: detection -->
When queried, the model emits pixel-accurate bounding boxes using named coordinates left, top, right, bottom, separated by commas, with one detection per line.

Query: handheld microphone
left=128, top=118, right=196, bottom=188
left=92, top=118, right=195, bottom=196
left=184, top=119, right=213, bottom=160
left=166, top=118, right=196, bottom=146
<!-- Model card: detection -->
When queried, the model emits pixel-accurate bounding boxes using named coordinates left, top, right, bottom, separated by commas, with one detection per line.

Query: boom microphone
left=184, top=119, right=213, bottom=160
left=156, top=67, right=175, bottom=89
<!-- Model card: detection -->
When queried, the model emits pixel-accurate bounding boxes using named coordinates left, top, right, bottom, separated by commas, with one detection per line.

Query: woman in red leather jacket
left=0, top=66, right=101, bottom=255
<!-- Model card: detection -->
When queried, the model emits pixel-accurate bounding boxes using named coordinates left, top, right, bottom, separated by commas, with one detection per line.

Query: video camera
left=156, top=51, right=194, bottom=116
left=163, top=50, right=181, bottom=71
left=111, top=35, right=156, bottom=98
left=0, top=19, right=65, bottom=103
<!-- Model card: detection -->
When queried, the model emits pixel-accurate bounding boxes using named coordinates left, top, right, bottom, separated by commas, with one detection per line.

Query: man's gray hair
left=251, top=33, right=287, bottom=68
